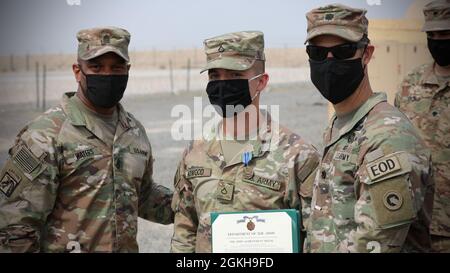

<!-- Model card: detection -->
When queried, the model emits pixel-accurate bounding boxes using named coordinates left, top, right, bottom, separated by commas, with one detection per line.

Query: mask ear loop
left=249, top=73, right=264, bottom=101
left=249, top=73, right=264, bottom=82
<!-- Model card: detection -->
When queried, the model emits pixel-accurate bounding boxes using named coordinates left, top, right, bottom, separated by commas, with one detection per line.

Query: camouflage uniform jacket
left=0, top=92, right=173, bottom=253
left=171, top=118, right=320, bottom=252
left=395, top=63, right=450, bottom=238
left=305, top=92, right=434, bottom=253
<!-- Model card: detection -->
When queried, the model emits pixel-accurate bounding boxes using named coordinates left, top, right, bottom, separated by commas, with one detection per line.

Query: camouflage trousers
left=431, top=235, right=450, bottom=253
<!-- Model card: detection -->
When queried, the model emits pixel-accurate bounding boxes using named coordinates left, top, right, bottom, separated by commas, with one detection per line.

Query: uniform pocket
left=122, top=151, right=147, bottom=182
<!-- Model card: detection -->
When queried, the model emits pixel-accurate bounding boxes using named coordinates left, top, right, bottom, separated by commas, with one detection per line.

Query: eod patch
left=366, top=155, right=401, bottom=181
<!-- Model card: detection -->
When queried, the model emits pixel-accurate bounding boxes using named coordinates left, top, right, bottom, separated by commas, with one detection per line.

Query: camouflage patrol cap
left=200, top=31, right=265, bottom=73
left=422, top=0, right=450, bottom=32
left=305, top=4, right=368, bottom=44
left=77, top=27, right=131, bottom=62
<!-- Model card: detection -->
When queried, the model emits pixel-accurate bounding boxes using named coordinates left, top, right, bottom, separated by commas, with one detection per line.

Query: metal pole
left=169, top=59, right=174, bottom=93
left=194, top=47, right=197, bottom=67
left=186, top=58, right=191, bottom=93
left=284, top=44, right=288, bottom=67
left=26, top=54, right=30, bottom=72
left=42, top=64, right=47, bottom=111
left=10, top=54, right=15, bottom=72
left=35, top=62, right=40, bottom=109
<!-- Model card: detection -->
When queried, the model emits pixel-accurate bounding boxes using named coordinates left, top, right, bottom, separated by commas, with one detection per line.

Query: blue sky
left=0, top=0, right=417, bottom=55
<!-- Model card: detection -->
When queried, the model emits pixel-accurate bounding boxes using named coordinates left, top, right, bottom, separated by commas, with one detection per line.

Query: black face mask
left=206, top=75, right=261, bottom=118
left=427, top=38, right=450, bottom=67
left=309, top=57, right=365, bottom=104
left=79, top=68, right=129, bottom=108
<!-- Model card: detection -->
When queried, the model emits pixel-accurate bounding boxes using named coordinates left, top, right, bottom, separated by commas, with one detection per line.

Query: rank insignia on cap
left=101, top=33, right=111, bottom=45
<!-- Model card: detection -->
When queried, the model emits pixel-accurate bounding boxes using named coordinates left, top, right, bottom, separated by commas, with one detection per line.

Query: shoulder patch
left=12, top=145, right=41, bottom=174
left=366, top=176, right=416, bottom=228
left=9, top=143, right=48, bottom=182
left=0, top=168, right=22, bottom=197
left=366, top=155, right=401, bottom=181
left=363, top=152, right=412, bottom=184
left=185, top=167, right=212, bottom=179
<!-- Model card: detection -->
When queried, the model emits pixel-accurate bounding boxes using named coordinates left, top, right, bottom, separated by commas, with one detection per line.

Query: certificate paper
left=211, top=209, right=300, bottom=253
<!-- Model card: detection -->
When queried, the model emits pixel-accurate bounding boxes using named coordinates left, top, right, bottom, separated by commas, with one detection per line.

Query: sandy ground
left=0, top=79, right=328, bottom=252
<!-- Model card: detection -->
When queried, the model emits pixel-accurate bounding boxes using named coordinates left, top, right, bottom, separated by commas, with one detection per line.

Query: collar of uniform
left=61, top=92, right=135, bottom=131
left=324, top=92, right=387, bottom=149
left=116, top=103, right=135, bottom=130
left=419, top=62, right=440, bottom=86
left=205, top=110, right=274, bottom=168
left=418, top=63, right=450, bottom=97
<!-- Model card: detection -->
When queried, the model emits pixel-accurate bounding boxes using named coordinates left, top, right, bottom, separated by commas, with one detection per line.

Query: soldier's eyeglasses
left=306, top=42, right=366, bottom=61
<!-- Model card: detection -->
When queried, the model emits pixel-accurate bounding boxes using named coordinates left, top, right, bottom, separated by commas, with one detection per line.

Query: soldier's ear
left=363, top=44, right=375, bottom=66
left=258, top=73, right=269, bottom=92
left=72, top=63, right=82, bottom=83
left=127, top=64, right=131, bottom=72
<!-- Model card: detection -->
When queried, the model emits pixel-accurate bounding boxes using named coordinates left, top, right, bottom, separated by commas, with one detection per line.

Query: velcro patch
left=333, top=151, right=351, bottom=162
left=215, top=181, right=234, bottom=202
left=365, top=148, right=384, bottom=163
left=185, top=167, right=212, bottom=179
left=366, top=155, right=401, bottom=181
left=132, top=147, right=149, bottom=157
left=367, top=176, right=415, bottom=228
left=12, top=145, right=40, bottom=174
left=243, top=175, right=282, bottom=191
left=0, top=169, right=22, bottom=197
left=75, top=148, right=94, bottom=161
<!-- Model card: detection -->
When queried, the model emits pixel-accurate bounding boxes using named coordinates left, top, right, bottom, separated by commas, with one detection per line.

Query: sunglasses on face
left=306, top=42, right=366, bottom=61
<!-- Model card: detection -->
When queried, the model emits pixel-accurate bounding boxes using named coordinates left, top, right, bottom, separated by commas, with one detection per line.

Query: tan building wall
left=369, top=19, right=432, bottom=103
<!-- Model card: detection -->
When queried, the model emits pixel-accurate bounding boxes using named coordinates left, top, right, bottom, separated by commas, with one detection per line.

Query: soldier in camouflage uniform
left=395, top=0, right=450, bottom=253
left=170, top=31, right=320, bottom=253
left=0, top=27, right=173, bottom=253
left=303, top=4, right=434, bottom=252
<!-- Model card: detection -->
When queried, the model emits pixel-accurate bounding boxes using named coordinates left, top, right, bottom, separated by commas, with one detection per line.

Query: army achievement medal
left=242, top=151, right=253, bottom=166
left=243, top=166, right=254, bottom=180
